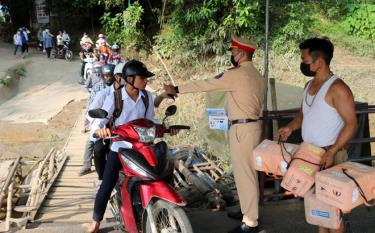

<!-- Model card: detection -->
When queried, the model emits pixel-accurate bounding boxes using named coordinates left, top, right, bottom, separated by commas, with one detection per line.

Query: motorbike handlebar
left=163, top=125, right=191, bottom=134
left=92, top=133, right=119, bottom=140
left=168, top=125, right=191, bottom=130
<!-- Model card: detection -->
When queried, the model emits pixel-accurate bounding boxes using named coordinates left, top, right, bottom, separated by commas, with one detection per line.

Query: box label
left=312, top=210, right=330, bottom=219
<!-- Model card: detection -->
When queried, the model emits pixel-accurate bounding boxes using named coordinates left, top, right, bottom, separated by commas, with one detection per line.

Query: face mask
left=105, top=77, right=115, bottom=86
left=300, top=62, right=316, bottom=77
left=230, top=55, right=238, bottom=67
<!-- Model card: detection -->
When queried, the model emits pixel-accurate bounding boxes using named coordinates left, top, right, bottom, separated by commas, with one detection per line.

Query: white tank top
left=301, top=75, right=344, bottom=147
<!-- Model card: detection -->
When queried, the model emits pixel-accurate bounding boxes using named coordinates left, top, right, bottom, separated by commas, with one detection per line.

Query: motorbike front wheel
left=65, top=50, right=73, bottom=61
left=145, top=199, right=193, bottom=233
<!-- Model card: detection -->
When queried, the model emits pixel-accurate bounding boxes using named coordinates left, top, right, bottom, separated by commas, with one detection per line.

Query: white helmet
left=98, top=34, right=104, bottom=38
left=112, top=44, right=120, bottom=50
left=114, top=62, right=125, bottom=75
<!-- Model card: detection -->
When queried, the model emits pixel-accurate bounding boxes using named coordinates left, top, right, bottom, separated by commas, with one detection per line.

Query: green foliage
left=15, top=66, right=26, bottom=78
left=341, top=3, right=375, bottom=41
left=100, top=1, right=144, bottom=48
left=270, top=2, right=314, bottom=54
left=48, top=133, right=60, bottom=142
left=41, top=0, right=374, bottom=60
left=0, top=74, right=12, bottom=86
left=164, top=0, right=263, bottom=56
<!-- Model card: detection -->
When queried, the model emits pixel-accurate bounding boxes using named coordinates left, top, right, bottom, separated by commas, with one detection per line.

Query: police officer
left=164, top=37, right=265, bottom=233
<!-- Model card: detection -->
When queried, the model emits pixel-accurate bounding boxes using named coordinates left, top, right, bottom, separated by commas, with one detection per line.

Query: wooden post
left=270, top=78, right=282, bottom=194
left=4, top=182, right=14, bottom=232
left=0, top=156, right=21, bottom=208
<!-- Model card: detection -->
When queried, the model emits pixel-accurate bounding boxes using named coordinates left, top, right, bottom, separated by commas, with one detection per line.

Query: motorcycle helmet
left=123, top=59, right=154, bottom=78
left=101, top=64, right=115, bottom=86
left=101, top=64, right=115, bottom=76
left=98, top=33, right=105, bottom=38
left=93, top=62, right=102, bottom=73
left=112, top=44, right=120, bottom=51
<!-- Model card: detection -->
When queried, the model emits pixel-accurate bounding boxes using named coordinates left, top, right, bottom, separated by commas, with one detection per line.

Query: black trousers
left=93, top=139, right=109, bottom=180
left=46, top=47, right=52, bottom=58
left=93, top=150, right=122, bottom=222
left=81, top=61, right=87, bottom=77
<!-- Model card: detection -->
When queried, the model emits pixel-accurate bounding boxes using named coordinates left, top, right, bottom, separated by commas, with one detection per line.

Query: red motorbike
left=90, top=105, right=193, bottom=233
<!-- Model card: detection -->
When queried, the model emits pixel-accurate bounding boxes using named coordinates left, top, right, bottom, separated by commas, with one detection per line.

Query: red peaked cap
left=230, top=37, right=257, bottom=53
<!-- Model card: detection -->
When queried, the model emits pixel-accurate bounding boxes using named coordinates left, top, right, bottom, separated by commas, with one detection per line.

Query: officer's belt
left=229, top=118, right=258, bottom=127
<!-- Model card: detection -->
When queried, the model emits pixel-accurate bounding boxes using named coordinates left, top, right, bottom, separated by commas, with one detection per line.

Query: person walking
left=43, top=29, right=54, bottom=59
left=13, top=30, right=22, bottom=57
left=22, top=27, right=30, bottom=56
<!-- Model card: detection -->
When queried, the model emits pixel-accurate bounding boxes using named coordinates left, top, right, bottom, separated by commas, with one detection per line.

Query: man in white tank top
left=279, top=38, right=357, bottom=233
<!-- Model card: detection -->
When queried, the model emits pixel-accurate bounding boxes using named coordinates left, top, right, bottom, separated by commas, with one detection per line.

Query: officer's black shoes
left=227, top=209, right=243, bottom=220
left=227, top=224, right=260, bottom=233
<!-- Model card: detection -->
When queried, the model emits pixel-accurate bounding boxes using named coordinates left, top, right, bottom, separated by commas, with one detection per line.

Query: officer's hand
left=169, top=129, right=180, bottom=136
left=164, top=85, right=177, bottom=95
left=278, top=126, right=293, bottom=141
left=95, top=128, right=111, bottom=138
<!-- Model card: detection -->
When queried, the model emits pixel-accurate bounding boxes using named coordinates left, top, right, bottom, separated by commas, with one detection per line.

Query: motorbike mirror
left=165, top=105, right=177, bottom=117
left=88, top=108, right=108, bottom=119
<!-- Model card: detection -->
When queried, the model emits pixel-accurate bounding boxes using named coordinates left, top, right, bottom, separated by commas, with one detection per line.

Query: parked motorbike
left=50, top=42, right=73, bottom=61
left=89, top=105, right=193, bottom=233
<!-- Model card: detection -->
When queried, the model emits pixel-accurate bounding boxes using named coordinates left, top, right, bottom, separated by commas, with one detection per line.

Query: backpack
left=111, top=89, right=149, bottom=127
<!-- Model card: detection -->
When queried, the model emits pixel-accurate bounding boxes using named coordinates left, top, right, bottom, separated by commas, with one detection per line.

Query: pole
left=259, top=0, right=270, bottom=205
left=263, top=0, right=269, bottom=112
left=128, top=0, right=131, bottom=7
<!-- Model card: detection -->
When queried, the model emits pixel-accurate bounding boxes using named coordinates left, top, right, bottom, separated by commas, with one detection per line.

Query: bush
left=100, top=1, right=145, bottom=48
left=341, top=3, right=375, bottom=41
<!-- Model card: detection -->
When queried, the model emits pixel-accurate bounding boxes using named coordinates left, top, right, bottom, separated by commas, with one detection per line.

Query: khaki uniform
left=179, top=61, right=265, bottom=226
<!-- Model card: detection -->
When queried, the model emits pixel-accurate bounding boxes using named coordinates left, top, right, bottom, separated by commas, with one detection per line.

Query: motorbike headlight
left=120, top=155, right=154, bottom=179
left=133, top=126, right=156, bottom=143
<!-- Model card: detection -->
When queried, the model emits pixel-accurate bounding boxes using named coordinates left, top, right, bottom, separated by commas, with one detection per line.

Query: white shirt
left=57, top=35, right=64, bottom=45
left=88, top=84, right=115, bottom=110
left=13, top=33, right=22, bottom=45
left=62, top=33, right=70, bottom=42
left=97, top=87, right=155, bottom=152
left=302, top=75, right=344, bottom=147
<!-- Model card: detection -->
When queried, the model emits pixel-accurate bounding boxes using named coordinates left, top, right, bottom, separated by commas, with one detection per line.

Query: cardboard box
left=253, top=139, right=299, bottom=176
left=304, top=189, right=342, bottom=229
left=281, top=143, right=325, bottom=197
left=315, top=161, right=375, bottom=212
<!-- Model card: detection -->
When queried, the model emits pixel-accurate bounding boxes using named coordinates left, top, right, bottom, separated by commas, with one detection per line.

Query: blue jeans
left=14, top=45, right=21, bottom=55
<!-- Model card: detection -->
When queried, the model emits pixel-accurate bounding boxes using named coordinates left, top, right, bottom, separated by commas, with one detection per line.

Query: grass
left=0, top=65, right=27, bottom=87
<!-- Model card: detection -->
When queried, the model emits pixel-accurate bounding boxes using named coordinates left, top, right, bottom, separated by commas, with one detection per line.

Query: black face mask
left=300, top=62, right=316, bottom=77
left=231, top=55, right=238, bottom=67
left=105, top=77, right=115, bottom=86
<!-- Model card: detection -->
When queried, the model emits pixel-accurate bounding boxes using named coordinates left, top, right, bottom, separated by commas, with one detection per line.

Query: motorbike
left=50, top=41, right=73, bottom=61
left=89, top=105, right=193, bottom=233
left=82, top=56, right=97, bottom=82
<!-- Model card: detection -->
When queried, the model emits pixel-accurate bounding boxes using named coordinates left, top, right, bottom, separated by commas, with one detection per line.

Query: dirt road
left=0, top=42, right=87, bottom=159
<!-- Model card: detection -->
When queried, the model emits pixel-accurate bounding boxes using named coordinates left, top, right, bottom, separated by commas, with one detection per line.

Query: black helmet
left=123, top=59, right=154, bottom=78
left=101, top=64, right=115, bottom=76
